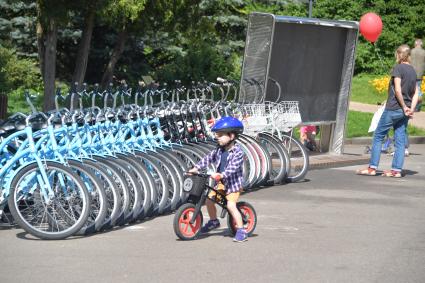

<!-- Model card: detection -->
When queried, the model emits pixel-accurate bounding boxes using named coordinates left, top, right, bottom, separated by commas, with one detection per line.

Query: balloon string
left=373, top=43, right=391, bottom=75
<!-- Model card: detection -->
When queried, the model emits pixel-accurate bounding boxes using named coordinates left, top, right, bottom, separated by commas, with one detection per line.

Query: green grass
left=346, top=110, right=425, bottom=138
left=7, top=87, right=44, bottom=115
left=350, top=73, right=388, bottom=105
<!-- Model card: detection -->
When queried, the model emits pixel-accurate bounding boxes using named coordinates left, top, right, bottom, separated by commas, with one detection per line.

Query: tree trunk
left=72, top=7, right=96, bottom=88
left=36, top=21, right=45, bottom=80
left=42, top=18, right=58, bottom=111
left=100, top=28, right=128, bottom=89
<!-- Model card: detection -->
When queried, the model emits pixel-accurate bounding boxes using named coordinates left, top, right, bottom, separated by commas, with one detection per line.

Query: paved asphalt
left=0, top=145, right=424, bottom=283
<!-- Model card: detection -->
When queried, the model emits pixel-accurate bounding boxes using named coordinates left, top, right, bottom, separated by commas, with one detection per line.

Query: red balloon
left=359, top=12, right=383, bottom=43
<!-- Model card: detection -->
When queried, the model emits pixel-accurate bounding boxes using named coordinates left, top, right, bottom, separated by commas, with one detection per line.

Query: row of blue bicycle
left=0, top=80, right=308, bottom=239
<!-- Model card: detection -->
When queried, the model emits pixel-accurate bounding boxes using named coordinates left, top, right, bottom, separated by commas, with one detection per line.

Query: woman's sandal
left=356, top=167, right=377, bottom=176
left=381, top=170, right=402, bottom=178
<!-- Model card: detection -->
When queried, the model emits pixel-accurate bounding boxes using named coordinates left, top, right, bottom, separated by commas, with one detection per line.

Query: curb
left=345, top=136, right=425, bottom=145
left=309, top=157, right=369, bottom=170
left=307, top=153, right=369, bottom=171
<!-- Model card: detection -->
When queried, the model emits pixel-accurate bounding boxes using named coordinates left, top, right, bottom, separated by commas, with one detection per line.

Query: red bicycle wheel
left=173, top=203, right=203, bottom=240
left=227, top=201, right=257, bottom=236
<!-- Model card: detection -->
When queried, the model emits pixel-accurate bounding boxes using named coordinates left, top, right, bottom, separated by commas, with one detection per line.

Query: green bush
left=0, top=46, right=42, bottom=94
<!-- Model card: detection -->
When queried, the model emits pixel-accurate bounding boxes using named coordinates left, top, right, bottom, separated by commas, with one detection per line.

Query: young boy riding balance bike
left=188, top=116, right=248, bottom=242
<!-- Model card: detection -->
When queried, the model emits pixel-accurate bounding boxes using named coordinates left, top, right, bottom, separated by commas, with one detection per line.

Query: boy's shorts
left=208, top=182, right=240, bottom=202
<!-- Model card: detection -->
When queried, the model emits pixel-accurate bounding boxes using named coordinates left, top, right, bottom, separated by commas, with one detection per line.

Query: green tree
left=0, top=0, right=38, bottom=58
left=313, top=0, right=425, bottom=74
left=71, top=0, right=101, bottom=88
left=36, top=0, right=74, bottom=110
left=99, top=0, right=147, bottom=88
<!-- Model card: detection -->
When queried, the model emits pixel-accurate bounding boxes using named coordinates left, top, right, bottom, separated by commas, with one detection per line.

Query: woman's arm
left=409, top=85, right=419, bottom=117
left=394, top=77, right=410, bottom=116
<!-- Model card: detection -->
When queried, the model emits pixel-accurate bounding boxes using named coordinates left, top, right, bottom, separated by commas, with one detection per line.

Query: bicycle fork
left=190, top=192, right=208, bottom=224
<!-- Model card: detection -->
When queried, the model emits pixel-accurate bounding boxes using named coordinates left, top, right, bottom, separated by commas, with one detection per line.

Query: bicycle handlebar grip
left=213, top=174, right=222, bottom=182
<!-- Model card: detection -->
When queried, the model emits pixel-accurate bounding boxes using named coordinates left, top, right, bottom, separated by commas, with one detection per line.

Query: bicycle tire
left=134, top=152, right=169, bottom=215
left=80, top=158, right=122, bottom=229
left=173, top=203, right=203, bottom=240
left=227, top=201, right=257, bottom=237
left=256, top=132, right=288, bottom=184
left=67, top=159, right=108, bottom=235
left=240, top=134, right=271, bottom=186
left=92, top=156, right=131, bottom=227
left=146, top=150, right=181, bottom=211
left=8, top=161, right=90, bottom=240
left=279, top=133, right=309, bottom=182
left=238, top=135, right=266, bottom=187
left=113, top=155, right=144, bottom=223
left=235, top=141, right=256, bottom=189
left=159, top=148, right=189, bottom=204
left=115, top=152, right=154, bottom=220
left=133, top=151, right=170, bottom=215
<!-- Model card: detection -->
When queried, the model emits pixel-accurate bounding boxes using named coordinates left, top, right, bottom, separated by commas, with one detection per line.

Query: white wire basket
left=270, top=101, right=302, bottom=132
left=241, top=101, right=301, bottom=135
left=241, top=103, right=270, bottom=135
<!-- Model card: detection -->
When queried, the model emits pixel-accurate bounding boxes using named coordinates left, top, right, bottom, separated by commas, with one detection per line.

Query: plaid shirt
left=195, top=143, right=244, bottom=194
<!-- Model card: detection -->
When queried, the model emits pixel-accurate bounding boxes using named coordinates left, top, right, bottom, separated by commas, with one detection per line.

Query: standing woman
left=357, top=44, right=419, bottom=177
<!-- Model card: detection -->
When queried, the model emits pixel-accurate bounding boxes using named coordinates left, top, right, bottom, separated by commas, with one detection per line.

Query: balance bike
left=173, top=173, right=257, bottom=240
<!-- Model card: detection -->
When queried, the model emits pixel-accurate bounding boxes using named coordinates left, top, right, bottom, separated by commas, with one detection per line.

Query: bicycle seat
left=29, top=119, right=47, bottom=130
left=51, top=116, right=63, bottom=128
left=127, top=113, right=138, bottom=121
left=14, top=121, right=26, bottom=131
left=95, top=116, right=106, bottom=123
left=0, top=124, right=15, bottom=132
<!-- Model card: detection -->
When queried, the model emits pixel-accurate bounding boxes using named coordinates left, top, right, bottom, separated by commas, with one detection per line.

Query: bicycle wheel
left=145, top=151, right=181, bottom=211
left=173, top=203, right=203, bottom=240
left=8, top=161, right=90, bottom=240
left=240, top=135, right=270, bottom=187
left=236, top=141, right=257, bottom=189
left=133, top=152, right=169, bottom=215
left=172, top=147, right=198, bottom=168
left=238, top=138, right=262, bottom=187
left=67, top=159, right=107, bottom=235
left=280, top=133, right=309, bottom=182
left=227, top=201, right=257, bottom=236
left=159, top=149, right=189, bottom=204
left=113, top=156, right=143, bottom=224
left=256, top=132, right=288, bottom=185
left=92, top=156, right=131, bottom=227
left=114, top=153, right=153, bottom=220
left=81, top=158, right=122, bottom=230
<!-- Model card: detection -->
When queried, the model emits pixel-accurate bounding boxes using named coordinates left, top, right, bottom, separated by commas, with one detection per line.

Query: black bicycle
left=173, top=173, right=257, bottom=240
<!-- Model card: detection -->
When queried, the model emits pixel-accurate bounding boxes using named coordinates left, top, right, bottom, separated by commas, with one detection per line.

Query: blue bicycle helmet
left=211, top=116, right=244, bottom=134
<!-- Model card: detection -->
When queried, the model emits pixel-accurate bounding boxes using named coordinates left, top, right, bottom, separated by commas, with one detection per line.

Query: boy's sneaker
left=233, top=228, right=247, bottom=242
left=201, top=219, right=220, bottom=233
